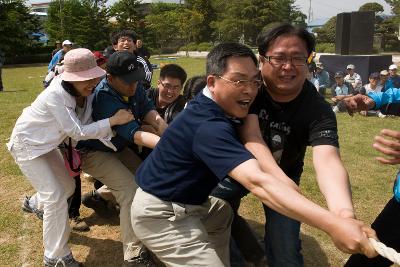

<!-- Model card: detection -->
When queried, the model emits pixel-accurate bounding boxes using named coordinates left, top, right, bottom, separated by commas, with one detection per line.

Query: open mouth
left=279, top=75, right=296, bottom=81
left=237, top=99, right=251, bottom=108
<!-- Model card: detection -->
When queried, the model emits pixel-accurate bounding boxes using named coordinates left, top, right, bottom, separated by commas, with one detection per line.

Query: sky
left=295, top=0, right=392, bottom=20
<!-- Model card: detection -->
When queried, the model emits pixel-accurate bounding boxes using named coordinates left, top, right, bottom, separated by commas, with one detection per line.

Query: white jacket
left=7, top=77, right=112, bottom=161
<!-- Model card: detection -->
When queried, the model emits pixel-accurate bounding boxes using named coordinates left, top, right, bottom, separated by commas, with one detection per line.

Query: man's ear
left=207, top=75, right=216, bottom=93
left=112, top=44, right=118, bottom=51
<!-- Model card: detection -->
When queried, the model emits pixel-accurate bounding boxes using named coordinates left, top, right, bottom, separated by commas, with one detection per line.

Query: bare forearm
left=314, top=146, right=355, bottom=218
left=235, top=169, right=337, bottom=232
left=133, top=130, right=160, bottom=148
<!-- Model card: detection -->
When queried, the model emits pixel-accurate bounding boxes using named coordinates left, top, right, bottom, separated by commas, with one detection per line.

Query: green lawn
left=0, top=59, right=399, bottom=266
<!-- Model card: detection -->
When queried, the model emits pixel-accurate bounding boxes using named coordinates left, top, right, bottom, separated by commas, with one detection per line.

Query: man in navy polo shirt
left=78, top=51, right=166, bottom=266
left=131, top=43, right=377, bottom=267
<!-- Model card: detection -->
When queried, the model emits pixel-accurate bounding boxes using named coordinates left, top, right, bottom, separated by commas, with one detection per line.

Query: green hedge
left=5, top=53, right=51, bottom=65
left=179, top=42, right=213, bottom=52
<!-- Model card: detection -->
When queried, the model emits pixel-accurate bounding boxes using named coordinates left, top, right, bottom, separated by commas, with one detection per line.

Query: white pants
left=10, top=147, right=75, bottom=259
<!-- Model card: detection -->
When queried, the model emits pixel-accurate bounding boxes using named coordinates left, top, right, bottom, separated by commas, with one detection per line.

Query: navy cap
left=106, top=51, right=145, bottom=85
left=369, top=72, right=379, bottom=79
left=334, top=71, right=344, bottom=78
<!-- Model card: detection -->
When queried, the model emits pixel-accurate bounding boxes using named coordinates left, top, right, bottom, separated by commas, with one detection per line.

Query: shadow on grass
left=84, top=212, right=120, bottom=227
left=70, top=232, right=124, bottom=266
left=244, top=218, right=329, bottom=267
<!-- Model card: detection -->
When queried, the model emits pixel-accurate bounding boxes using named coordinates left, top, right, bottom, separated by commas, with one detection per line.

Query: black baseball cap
left=106, top=51, right=145, bottom=85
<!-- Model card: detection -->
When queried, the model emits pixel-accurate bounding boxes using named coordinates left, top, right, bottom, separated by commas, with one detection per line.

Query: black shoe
left=22, top=196, right=44, bottom=220
left=82, top=191, right=114, bottom=218
left=123, top=253, right=159, bottom=267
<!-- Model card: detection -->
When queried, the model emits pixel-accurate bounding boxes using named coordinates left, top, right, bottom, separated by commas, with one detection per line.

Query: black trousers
left=345, top=197, right=400, bottom=267
left=68, top=175, right=81, bottom=218
left=0, top=68, right=3, bottom=91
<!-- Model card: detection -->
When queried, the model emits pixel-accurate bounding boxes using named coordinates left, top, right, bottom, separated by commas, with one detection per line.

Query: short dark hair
left=183, top=75, right=207, bottom=101
left=206, top=43, right=257, bottom=76
left=257, top=23, right=315, bottom=57
left=110, top=30, right=138, bottom=45
left=160, top=64, right=187, bottom=85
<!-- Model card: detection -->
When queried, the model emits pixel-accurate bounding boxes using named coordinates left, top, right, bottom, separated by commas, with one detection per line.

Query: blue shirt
left=368, top=87, right=400, bottom=109
left=136, top=93, right=254, bottom=205
left=48, top=50, right=63, bottom=71
left=77, top=78, right=154, bottom=152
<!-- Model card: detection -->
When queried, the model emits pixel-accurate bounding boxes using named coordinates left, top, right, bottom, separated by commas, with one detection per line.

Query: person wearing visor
left=77, top=51, right=166, bottom=266
left=7, top=48, right=134, bottom=267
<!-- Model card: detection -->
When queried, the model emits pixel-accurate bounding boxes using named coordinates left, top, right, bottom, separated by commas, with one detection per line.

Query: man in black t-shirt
left=213, top=24, right=358, bottom=267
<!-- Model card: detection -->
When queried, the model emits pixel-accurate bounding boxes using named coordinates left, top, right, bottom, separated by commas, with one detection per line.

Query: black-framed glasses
left=160, top=81, right=182, bottom=91
left=217, top=75, right=262, bottom=89
left=260, top=55, right=308, bottom=66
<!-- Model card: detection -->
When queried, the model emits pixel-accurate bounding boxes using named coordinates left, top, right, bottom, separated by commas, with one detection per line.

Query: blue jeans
left=212, top=176, right=303, bottom=267
left=263, top=204, right=303, bottom=267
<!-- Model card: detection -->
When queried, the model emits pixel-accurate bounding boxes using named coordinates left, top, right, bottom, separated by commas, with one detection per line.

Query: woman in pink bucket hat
left=6, top=48, right=134, bottom=267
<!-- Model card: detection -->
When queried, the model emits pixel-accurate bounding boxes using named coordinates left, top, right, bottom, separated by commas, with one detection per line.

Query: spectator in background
left=380, top=70, right=389, bottom=91
left=0, top=49, right=4, bottom=92
left=92, top=51, right=107, bottom=70
left=387, top=64, right=400, bottom=90
left=51, top=41, right=62, bottom=58
left=360, top=72, right=385, bottom=117
left=344, top=64, right=362, bottom=91
left=136, top=39, right=151, bottom=60
left=48, top=40, right=73, bottom=72
left=314, top=62, right=330, bottom=95
left=363, top=72, right=382, bottom=94
left=332, top=71, right=354, bottom=113
left=182, top=75, right=207, bottom=102
left=110, top=30, right=153, bottom=89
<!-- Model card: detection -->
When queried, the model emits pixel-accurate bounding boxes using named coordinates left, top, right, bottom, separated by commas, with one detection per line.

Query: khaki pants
left=81, top=148, right=142, bottom=260
left=131, top=188, right=233, bottom=267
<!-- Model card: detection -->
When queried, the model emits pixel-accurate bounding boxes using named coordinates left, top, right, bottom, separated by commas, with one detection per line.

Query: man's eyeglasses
left=217, top=75, right=262, bottom=89
left=160, top=81, right=182, bottom=91
left=260, top=55, right=308, bottom=67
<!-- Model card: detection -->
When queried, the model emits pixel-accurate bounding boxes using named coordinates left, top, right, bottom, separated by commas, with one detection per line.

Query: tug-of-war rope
left=369, top=238, right=400, bottom=264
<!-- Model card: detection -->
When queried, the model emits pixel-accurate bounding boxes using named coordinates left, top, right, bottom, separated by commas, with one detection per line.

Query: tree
left=0, top=0, right=42, bottom=55
left=145, top=8, right=180, bottom=51
left=45, top=0, right=111, bottom=50
left=313, top=16, right=336, bottom=44
left=176, top=8, right=204, bottom=55
left=359, top=2, right=384, bottom=12
left=185, top=0, right=216, bottom=42
left=210, top=0, right=305, bottom=45
left=109, top=0, right=142, bottom=31
left=385, top=0, right=400, bottom=18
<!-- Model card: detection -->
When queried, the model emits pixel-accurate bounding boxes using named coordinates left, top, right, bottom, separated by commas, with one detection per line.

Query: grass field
left=0, top=58, right=399, bottom=267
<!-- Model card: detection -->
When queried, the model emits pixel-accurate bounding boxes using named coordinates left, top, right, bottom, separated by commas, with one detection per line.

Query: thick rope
left=369, top=238, right=400, bottom=265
